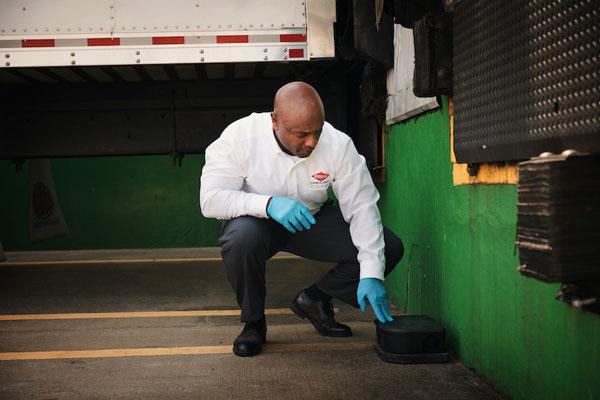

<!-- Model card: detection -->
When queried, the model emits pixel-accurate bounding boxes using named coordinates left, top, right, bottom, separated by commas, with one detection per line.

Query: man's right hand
left=267, top=196, right=316, bottom=233
left=357, top=278, right=394, bottom=323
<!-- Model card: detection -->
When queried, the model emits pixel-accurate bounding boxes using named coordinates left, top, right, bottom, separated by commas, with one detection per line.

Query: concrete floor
left=0, top=254, right=508, bottom=400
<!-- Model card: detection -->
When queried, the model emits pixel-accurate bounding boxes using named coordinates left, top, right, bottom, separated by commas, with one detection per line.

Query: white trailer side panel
left=0, top=0, right=335, bottom=67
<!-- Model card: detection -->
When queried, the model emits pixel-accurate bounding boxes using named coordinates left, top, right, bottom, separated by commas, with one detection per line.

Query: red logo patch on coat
left=311, top=172, right=329, bottom=181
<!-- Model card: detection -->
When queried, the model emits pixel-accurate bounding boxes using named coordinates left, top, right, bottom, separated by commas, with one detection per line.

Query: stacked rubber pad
left=517, top=154, right=600, bottom=282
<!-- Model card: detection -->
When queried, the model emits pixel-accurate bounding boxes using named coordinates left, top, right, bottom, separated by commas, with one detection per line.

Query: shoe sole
left=290, top=301, right=352, bottom=338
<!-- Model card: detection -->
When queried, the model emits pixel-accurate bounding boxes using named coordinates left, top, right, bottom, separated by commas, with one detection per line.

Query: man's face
left=271, top=111, right=323, bottom=158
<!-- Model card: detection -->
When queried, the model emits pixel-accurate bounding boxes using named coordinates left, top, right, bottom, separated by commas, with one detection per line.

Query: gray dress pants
left=218, top=203, right=404, bottom=323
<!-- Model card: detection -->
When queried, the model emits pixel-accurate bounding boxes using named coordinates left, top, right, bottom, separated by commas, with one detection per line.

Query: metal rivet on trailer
left=250, top=25, right=253, bottom=28
left=1, top=30, right=4, bottom=33
left=562, top=149, right=578, bottom=157
left=71, top=52, right=75, bottom=56
left=263, top=48, right=268, bottom=53
left=136, top=59, right=140, bottom=63
left=264, top=56, right=268, bottom=61
left=136, top=51, right=140, bottom=55
left=196, top=4, right=199, bottom=6
left=176, top=26, right=179, bottom=29
left=78, top=28, right=81, bottom=31
left=12, top=29, right=16, bottom=32
left=200, top=49, right=204, bottom=54
left=284, top=56, right=288, bottom=60
left=100, top=27, right=103, bottom=31
left=110, top=5, right=113, bottom=9
left=5, top=62, right=9, bottom=66
left=23, top=29, right=27, bottom=32
left=186, top=25, right=189, bottom=29
left=71, top=60, right=76, bottom=65
left=283, top=48, right=287, bottom=52
left=292, top=24, right=295, bottom=27
left=5, top=54, right=9, bottom=58
left=22, top=7, right=26, bottom=11
left=200, top=57, right=205, bottom=62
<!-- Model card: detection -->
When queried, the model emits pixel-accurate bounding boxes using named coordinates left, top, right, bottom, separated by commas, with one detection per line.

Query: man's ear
left=270, top=112, right=278, bottom=130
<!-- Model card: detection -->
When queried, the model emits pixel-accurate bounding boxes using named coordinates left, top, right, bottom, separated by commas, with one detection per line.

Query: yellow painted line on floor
left=0, top=341, right=373, bottom=361
left=0, top=255, right=299, bottom=267
left=0, top=308, right=304, bottom=321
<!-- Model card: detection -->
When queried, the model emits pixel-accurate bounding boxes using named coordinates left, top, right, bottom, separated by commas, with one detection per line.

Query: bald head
left=273, top=81, right=325, bottom=123
left=271, top=82, right=325, bottom=158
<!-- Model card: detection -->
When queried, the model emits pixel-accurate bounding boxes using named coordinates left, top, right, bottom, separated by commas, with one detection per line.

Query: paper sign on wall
left=386, top=24, right=439, bottom=125
left=29, top=159, right=69, bottom=242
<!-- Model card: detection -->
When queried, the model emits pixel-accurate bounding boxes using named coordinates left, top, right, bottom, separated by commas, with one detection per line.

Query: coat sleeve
left=331, top=138, right=386, bottom=280
left=199, top=134, right=271, bottom=220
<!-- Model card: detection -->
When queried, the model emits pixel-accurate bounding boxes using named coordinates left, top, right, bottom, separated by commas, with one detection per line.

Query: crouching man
left=200, top=81, right=403, bottom=357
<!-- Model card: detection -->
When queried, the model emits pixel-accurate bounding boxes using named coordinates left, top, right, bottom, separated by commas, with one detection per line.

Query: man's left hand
left=357, top=278, right=394, bottom=323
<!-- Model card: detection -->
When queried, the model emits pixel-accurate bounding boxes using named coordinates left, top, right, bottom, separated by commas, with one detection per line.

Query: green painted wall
left=379, top=98, right=599, bottom=400
left=0, top=155, right=219, bottom=251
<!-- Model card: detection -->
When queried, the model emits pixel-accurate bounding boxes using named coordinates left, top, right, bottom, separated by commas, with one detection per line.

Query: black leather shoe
left=291, top=290, right=352, bottom=337
left=233, top=320, right=267, bottom=357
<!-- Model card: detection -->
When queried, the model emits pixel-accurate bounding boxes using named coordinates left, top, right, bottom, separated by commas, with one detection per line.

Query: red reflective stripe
left=22, top=39, right=55, bottom=48
left=152, top=36, right=185, bottom=45
left=288, top=48, right=304, bottom=58
left=87, top=38, right=120, bottom=46
left=216, top=35, right=249, bottom=44
left=279, top=34, right=306, bottom=42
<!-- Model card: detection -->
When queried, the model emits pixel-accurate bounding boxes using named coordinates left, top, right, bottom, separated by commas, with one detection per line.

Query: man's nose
left=305, top=134, right=318, bottom=148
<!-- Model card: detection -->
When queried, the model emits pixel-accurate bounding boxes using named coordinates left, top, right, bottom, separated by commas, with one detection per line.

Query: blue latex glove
left=267, top=196, right=316, bottom=233
left=357, top=278, right=394, bottom=323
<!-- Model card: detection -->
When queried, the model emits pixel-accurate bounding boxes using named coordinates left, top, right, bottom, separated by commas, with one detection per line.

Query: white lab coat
left=200, top=112, right=385, bottom=280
